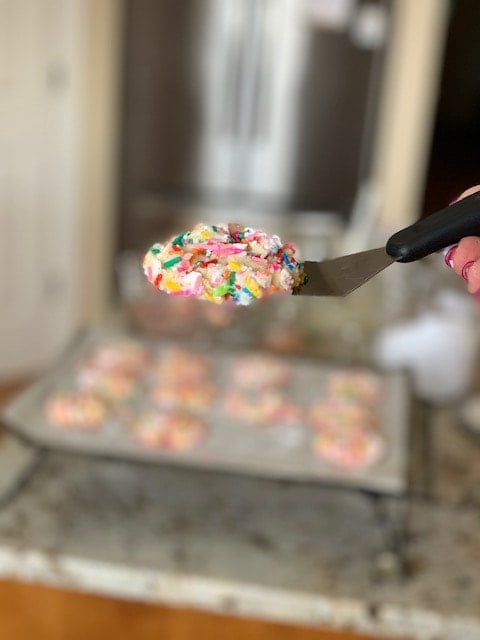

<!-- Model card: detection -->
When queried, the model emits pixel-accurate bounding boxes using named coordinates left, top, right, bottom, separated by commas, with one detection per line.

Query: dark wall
left=423, top=0, right=480, bottom=213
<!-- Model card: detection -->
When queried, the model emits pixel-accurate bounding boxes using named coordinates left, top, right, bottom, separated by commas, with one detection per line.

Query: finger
left=464, top=259, right=480, bottom=293
left=451, top=184, right=480, bottom=203
left=450, top=236, right=480, bottom=278
left=451, top=236, right=480, bottom=275
left=450, top=236, right=480, bottom=293
left=443, top=185, right=480, bottom=274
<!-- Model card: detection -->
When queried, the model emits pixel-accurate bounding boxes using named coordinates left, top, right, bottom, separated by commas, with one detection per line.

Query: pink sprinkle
left=183, top=271, right=203, bottom=295
left=213, top=244, right=245, bottom=257
left=177, top=259, right=191, bottom=273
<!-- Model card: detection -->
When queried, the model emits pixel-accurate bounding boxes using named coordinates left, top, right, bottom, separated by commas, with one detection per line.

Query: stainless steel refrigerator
left=118, top=0, right=391, bottom=250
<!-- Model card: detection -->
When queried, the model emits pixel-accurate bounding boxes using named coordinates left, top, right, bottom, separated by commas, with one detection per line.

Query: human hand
left=444, top=186, right=480, bottom=297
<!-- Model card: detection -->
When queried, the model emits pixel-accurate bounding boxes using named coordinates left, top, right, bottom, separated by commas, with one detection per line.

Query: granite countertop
left=0, top=406, right=479, bottom=640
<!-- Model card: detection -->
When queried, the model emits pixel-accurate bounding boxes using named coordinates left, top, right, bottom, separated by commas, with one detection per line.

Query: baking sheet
left=2, top=328, right=411, bottom=495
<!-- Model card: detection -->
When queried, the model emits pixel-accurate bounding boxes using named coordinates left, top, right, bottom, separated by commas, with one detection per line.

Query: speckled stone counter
left=0, top=405, right=479, bottom=640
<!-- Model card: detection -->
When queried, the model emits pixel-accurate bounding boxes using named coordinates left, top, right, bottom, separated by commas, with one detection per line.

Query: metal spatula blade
left=296, top=248, right=394, bottom=297
left=293, top=191, right=480, bottom=298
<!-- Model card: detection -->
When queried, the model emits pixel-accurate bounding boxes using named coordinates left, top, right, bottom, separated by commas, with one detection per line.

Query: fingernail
left=450, top=188, right=470, bottom=204
left=462, top=260, right=475, bottom=281
left=444, top=245, right=457, bottom=268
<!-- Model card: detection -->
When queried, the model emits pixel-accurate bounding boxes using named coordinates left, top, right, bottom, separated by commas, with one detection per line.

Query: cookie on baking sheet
left=150, top=381, right=216, bottom=412
left=153, top=346, right=212, bottom=385
left=128, top=411, right=170, bottom=447
left=81, top=339, right=150, bottom=377
left=313, top=427, right=384, bottom=470
left=163, top=414, right=207, bottom=452
left=307, top=398, right=378, bottom=433
left=45, top=391, right=107, bottom=431
left=229, top=353, right=291, bottom=392
left=129, top=411, right=206, bottom=451
left=327, top=369, right=384, bottom=406
left=77, top=368, right=138, bottom=402
left=224, top=389, right=301, bottom=426
left=308, top=398, right=383, bottom=470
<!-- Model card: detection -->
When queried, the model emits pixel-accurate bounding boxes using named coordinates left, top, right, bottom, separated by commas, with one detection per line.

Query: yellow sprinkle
left=228, top=260, right=242, bottom=272
left=164, top=279, right=181, bottom=292
left=203, top=291, right=222, bottom=304
left=245, top=276, right=261, bottom=298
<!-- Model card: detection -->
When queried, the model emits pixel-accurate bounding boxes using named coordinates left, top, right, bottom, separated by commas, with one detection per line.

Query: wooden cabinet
left=0, top=580, right=398, bottom=640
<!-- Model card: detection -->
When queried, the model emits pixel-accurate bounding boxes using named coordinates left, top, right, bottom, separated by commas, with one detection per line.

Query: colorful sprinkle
left=163, top=256, right=182, bottom=268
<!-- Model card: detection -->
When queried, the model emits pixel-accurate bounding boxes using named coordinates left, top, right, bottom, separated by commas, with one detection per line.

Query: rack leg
left=365, top=491, right=412, bottom=577
left=0, top=447, right=48, bottom=511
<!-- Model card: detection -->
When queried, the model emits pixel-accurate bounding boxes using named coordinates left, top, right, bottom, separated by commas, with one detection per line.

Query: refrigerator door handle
left=220, top=0, right=245, bottom=138
left=249, top=0, right=274, bottom=142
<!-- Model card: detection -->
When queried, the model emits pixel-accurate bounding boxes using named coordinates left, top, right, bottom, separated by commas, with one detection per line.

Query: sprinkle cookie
left=230, top=353, right=291, bottom=391
left=130, top=411, right=206, bottom=451
left=327, top=370, right=384, bottom=405
left=153, top=347, right=211, bottom=385
left=150, top=382, right=215, bottom=412
left=77, top=368, right=138, bottom=402
left=45, top=391, right=107, bottom=431
left=224, top=389, right=301, bottom=426
left=81, top=340, right=150, bottom=377
left=313, top=428, right=384, bottom=470
left=143, top=223, right=306, bottom=305
left=308, top=399, right=378, bottom=433
left=165, top=414, right=207, bottom=451
left=308, top=399, right=383, bottom=469
left=129, top=411, right=169, bottom=447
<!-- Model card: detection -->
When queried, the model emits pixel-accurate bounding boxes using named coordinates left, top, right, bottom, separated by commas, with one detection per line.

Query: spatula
left=295, top=191, right=480, bottom=297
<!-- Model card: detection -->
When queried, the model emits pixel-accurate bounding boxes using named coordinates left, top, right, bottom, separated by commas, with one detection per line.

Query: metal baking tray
left=2, top=328, right=411, bottom=495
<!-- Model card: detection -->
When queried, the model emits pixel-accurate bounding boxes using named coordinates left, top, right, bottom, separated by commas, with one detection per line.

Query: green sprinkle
left=163, top=256, right=182, bottom=268
left=150, top=247, right=161, bottom=255
left=213, top=283, right=229, bottom=297
left=171, top=234, right=184, bottom=246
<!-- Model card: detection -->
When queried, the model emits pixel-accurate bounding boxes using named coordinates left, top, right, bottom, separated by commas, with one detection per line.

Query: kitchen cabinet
left=0, top=580, right=400, bottom=640
left=0, top=0, right=84, bottom=379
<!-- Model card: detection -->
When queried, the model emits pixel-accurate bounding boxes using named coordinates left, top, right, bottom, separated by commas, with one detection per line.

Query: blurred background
left=2, top=1, right=480, bottom=639
left=1, top=0, right=466, bottom=377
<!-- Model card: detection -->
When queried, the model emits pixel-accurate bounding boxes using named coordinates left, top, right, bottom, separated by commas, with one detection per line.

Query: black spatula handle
left=386, top=191, right=480, bottom=263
